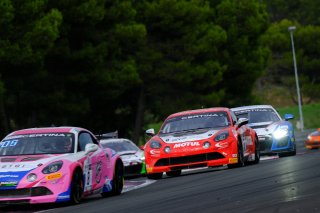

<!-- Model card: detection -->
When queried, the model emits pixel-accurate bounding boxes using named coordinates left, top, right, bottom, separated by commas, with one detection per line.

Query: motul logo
left=173, top=142, right=200, bottom=148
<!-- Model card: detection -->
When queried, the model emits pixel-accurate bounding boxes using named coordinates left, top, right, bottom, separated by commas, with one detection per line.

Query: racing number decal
left=0, top=140, right=18, bottom=148
left=239, top=127, right=247, bottom=153
left=95, top=161, right=102, bottom=184
left=84, top=158, right=93, bottom=192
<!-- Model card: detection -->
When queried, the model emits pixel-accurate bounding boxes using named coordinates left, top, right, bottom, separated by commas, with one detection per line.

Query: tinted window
left=234, top=108, right=280, bottom=123
left=78, top=132, right=95, bottom=151
left=160, top=112, right=231, bottom=134
left=101, top=140, right=139, bottom=152
left=0, top=133, right=74, bottom=156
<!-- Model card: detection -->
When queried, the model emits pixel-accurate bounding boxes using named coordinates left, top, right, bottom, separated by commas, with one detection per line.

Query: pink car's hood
left=0, top=154, right=74, bottom=172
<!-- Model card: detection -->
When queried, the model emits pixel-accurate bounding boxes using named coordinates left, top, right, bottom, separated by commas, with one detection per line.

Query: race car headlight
left=150, top=140, right=162, bottom=149
left=42, top=161, right=63, bottom=174
left=307, top=136, right=311, bottom=140
left=214, top=131, right=229, bottom=142
left=164, top=146, right=171, bottom=153
left=27, top=173, right=37, bottom=182
left=273, top=126, right=289, bottom=139
left=203, top=142, right=211, bottom=149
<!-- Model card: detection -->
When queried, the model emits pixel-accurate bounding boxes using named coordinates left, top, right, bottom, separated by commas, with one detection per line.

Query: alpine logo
left=173, top=142, right=200, bottom=148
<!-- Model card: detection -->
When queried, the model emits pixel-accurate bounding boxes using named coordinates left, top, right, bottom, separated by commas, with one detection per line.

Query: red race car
left=144, top=107, right=260, bottom=179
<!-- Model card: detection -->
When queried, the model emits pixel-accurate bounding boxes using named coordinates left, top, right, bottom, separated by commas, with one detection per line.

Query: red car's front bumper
left=145, top=140, right=238, bottom=174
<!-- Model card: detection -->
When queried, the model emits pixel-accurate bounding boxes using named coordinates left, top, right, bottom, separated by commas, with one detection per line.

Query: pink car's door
left=79, top=132, right=107, bottom=193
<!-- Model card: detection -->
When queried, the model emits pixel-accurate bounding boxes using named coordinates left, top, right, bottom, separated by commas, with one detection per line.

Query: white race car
left=231, top=105, right=296, bottom=157
left=100, top=138, right=146, bottom=177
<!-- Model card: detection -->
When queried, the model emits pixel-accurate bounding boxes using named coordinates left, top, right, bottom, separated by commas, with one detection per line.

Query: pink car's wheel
left=101, top=160, right=124, bottom=197
left=70, top=169, right=84, bottom=204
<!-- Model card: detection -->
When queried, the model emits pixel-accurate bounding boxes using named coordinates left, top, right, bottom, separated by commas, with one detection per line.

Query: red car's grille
left=154, top=152, right=225, bottom=167
left=170, top=163, right=207, bottom=171
left=0, top=187, right=53, bottom=198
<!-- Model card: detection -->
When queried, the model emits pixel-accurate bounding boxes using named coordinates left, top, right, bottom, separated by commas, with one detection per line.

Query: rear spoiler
left=96, top=130, right=118, bottom=140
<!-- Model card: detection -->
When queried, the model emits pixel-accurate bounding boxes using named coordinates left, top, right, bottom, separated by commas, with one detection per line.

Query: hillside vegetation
left=277, top=102, right=320, bottom=129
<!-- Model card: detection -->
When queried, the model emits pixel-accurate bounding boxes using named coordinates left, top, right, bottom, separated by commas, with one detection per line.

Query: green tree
left=131, top=0, right=269, bottom=143
left=0, top=0, right=62, bottom=133
left=44, top=0, right=145, bottom=134
left=261, top=19, right=320, bottom=104
left=214, top=0, right=270, bottom=106
left=264, top=0, right=320, bottom=25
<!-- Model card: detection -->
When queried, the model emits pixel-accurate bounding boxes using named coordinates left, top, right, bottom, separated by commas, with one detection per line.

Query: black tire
left=228, top=140, right=245, bottom=169
left=70, top=169, right=84, bottom=204
left=146, top=172, right=163, bottom=180
left=279, top=144, right=296, bottom=157
left=253, top=137, right=260, bottom=164
left=101, top=160, right=124, bottom=197
left=288, top=143, right=297, bottom=156
left=166, top=170, right=181, bottom=177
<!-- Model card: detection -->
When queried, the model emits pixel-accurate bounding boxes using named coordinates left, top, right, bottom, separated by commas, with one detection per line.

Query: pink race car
left=0, top=127, right=124, bottom=204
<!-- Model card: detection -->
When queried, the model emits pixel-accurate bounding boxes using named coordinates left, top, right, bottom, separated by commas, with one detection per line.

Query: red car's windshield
left=160, top=111, right=231, bottom=134
left=0, top=133, right=75, bottom=156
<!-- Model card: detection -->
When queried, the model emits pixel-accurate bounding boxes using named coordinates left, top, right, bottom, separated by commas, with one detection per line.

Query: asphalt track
left=2, top=130, right=320, bottom=213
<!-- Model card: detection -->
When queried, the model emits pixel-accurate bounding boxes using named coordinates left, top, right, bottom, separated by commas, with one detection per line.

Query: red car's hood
left=159, top=129, right=219, bottom=143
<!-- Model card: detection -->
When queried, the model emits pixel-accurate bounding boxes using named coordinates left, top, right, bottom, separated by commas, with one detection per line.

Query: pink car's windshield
left=0, top=133, right=75, bottom=156
left=160, top=112, right=231, bottom=134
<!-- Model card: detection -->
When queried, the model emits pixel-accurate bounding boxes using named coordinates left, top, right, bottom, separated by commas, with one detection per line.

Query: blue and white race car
left=231, top=105, right=296, bottom=157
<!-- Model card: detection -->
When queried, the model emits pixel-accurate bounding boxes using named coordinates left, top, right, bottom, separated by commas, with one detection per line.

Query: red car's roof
left=11, top=127, right=85, bottom=135
left=167, top=107, right=230, bottom=119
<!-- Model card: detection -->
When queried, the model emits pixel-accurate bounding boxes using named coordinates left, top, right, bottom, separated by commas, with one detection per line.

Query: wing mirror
left=236, top=118, right=249, bottom=127
left=85, top=144, right=99, bottom=154
left=146, top=128, right=155, bottom=137
left=284, top=114, right=294, bottom=121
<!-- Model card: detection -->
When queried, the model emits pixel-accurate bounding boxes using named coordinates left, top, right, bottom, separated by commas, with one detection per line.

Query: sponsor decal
left=111, top=149, right=117, bottom=157
left=46, top=172, right=62, bottom=180
left=0, top=174, right=19, bottom=178
left=104, top=179, right=112, bottom=191
left=234, top=108, right=274, bottom=115
left=150, top=150, right=160, bottom=155
left=0, top=140, right=18, bottom=148
left=5, top=133, right=67, bottom=140
left=171, top=137, right=188, bottom=142
left=58, top=195, right=70, bottom=199
left=229, top=158, right=238, bottom=164
left=161, top=130, right=218, bottom=143
left=181, top=113, right=223, bottom=120
left=147, top=167, right=153, bottom=173
left=0, top=164, right=26, bottom=169
left=84, top=158, right=93, bottom=192
left=95, top=161, right=102, bottom=184
left=173, top=142, right=200, bottom=148
left=232, top=154, right=238, bottom=158
left=222, top=152, right=227, bottom=156
left=258, top=137, right=266, bottom=141
left=0, top=181, right=18, bottom=187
